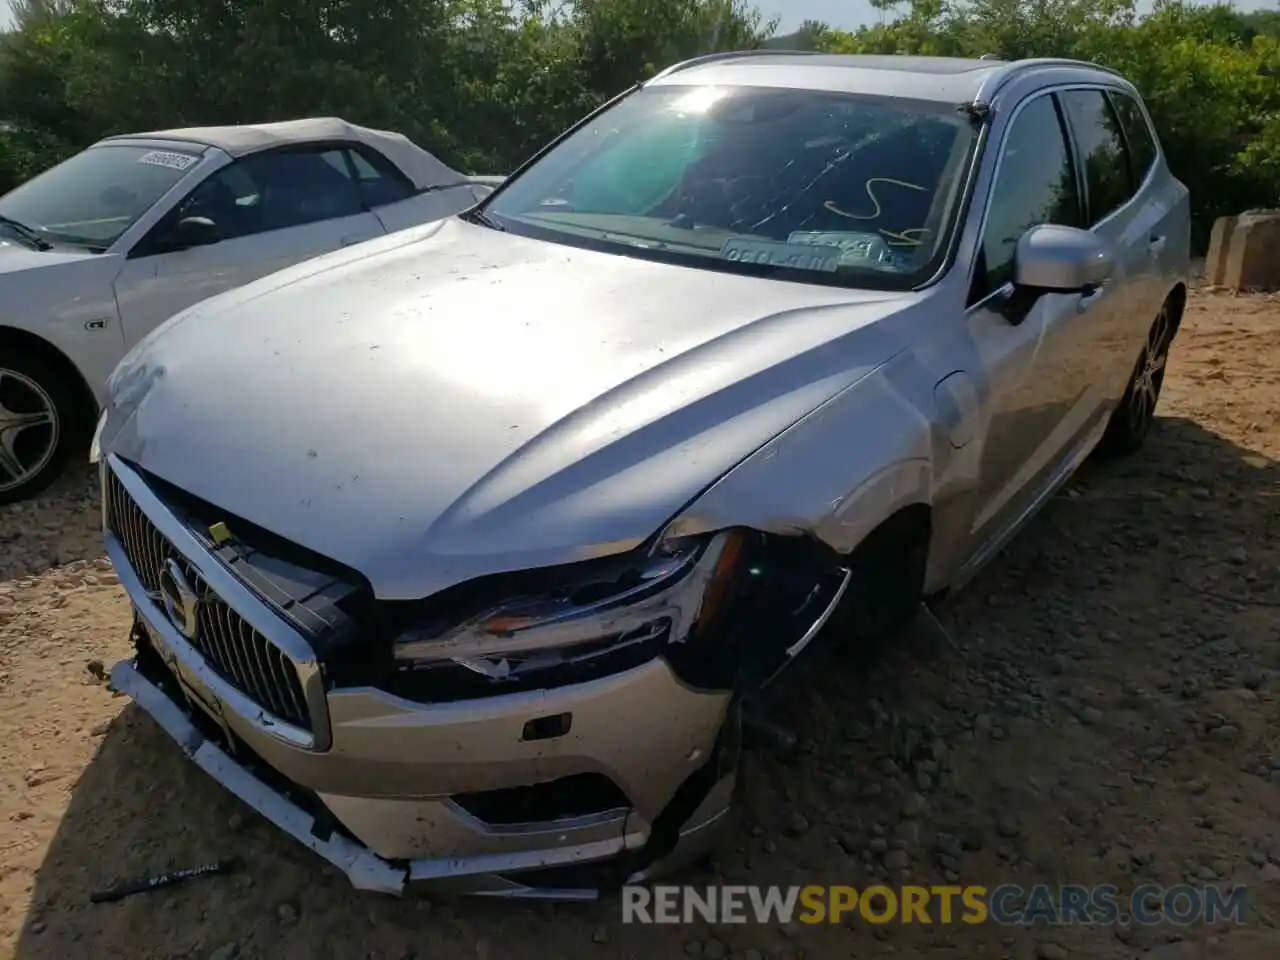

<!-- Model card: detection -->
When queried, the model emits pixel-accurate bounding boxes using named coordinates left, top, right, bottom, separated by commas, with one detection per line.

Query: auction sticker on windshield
left=720, top=237, right=842, bottom=273
left=137, top=150, right=199, bottom=171
left=788, top=230, right=903, bottom=268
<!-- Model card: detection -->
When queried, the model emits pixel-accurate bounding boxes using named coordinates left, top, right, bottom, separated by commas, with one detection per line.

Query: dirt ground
left=1, top=288, right=1279, bottom=960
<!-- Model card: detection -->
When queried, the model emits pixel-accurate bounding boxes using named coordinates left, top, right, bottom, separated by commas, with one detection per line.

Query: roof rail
left=973, top=57, right=1126, bottom=104
left=649, top=48, right=822, bottom=82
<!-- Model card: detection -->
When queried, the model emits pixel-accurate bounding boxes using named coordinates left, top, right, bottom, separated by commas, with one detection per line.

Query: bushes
left=1, top=0, right=1276, bottom=248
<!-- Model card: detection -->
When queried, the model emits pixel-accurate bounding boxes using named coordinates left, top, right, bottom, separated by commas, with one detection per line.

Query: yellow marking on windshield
left=824, top=178, right=931, bottom=247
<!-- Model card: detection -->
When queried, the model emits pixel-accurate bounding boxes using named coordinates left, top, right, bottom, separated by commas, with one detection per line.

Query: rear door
left=1108, top=88, right=1186, bottom=323
left=112, top=145, right=386, bottom=346
left=1057, top=88, right=1158, bottom=403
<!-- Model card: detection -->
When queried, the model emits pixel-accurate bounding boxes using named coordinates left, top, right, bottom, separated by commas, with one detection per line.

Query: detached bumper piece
left=110, top=659, right=412, bottom=896
left=111, top=656, right=737, bottom=899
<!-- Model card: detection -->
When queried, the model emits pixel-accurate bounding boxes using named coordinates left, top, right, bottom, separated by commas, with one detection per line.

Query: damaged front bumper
left=99, top=453, right=849, bottom=898
left=109, top=657, right=735, bottom=898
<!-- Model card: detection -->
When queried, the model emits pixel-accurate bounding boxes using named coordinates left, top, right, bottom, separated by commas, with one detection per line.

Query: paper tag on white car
left=137, top=150, right=199, bottom=171
left=719, top=236, right=842, bottom=273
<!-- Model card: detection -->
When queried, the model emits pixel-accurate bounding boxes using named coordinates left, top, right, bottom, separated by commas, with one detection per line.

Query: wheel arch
left=0, top=325, right=100, bottom=439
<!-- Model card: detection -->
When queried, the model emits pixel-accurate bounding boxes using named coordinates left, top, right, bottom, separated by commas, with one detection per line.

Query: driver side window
left=139, top=147, right=365, bottom=254
left=970, top=94, right=1084, bottom=305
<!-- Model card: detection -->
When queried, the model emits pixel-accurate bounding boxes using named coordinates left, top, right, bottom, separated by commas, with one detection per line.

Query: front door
left=964, top=91, right=1123, bottom=546
left=112, top=145, right=386, bottom=346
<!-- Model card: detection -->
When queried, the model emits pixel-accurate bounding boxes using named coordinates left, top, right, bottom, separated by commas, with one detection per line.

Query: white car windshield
left=0, top=143, right=202, bottom=250
left=480, top=84, right=978, bottom=290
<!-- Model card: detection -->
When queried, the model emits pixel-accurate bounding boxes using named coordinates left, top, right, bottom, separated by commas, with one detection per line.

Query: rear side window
left=347, top=147, right=416, bottom=208
left=1058, top=89, right=1134, bottom=225
left=1108, top=92, right=1158, bottom=186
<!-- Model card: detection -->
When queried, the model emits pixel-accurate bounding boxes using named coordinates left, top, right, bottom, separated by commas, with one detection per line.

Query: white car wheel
left=0, top=355, right=75, bottom=505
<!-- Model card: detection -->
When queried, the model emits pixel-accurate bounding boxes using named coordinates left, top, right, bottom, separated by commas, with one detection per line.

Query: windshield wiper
left=0, top=215, right=52, bottom=251
left=463, top=207, right=506, bottom=232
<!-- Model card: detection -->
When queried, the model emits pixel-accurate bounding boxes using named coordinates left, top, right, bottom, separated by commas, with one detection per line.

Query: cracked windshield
left=484, top=84, right=976, bottom=287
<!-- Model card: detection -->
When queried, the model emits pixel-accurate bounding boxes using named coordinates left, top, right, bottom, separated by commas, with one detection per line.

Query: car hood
left=104, top=217, right=919, bottom=600
left=0, top=239, right=99, bottom=274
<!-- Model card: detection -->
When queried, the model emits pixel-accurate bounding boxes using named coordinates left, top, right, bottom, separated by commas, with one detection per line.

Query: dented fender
left=663, top=353, right=952, bottom=559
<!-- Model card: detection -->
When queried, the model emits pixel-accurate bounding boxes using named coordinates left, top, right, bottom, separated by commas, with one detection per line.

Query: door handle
left=1148, top=234, right=1166, bottom=257
left=340, top=234, right=369, bottom=247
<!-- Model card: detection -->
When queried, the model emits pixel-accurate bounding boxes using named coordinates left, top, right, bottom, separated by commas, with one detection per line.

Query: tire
left=0, top=350, right=82, bottom=505
left=1096, top=300, right=1177, bottom=458
left=834, top=508, right=930, bottom=658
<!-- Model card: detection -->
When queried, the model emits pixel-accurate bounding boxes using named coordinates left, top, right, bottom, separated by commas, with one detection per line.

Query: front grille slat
left=195, top=603, right=227, bottom=678
left=272, top=648, right=305, bottom=722
left=239, top=614, right=274, bottom=709
left=273, top=646, right=308, bottom=723
left=210, top=602, right=241, bottom=688
left=105, top=468, right=313, bottom=732
left=210, top=608, right=240, bottom=687
left=120, top=493, right=156, bottom=592
left=221, top=602, right=263, bottom=707
left=255, top=628, right=285, bottom=712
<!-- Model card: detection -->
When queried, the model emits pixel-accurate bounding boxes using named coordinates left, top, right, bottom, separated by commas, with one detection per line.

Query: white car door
left=112, top=145, right=385, bottom=347
left=372, top=184, right=483, bottom=234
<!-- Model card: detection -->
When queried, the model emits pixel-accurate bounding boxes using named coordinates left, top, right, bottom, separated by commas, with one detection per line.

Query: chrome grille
left=104, top=468, right=312, bottom=730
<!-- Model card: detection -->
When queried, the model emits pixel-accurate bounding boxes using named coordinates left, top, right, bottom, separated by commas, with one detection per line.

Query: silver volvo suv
left=93, top=52, right=1190, bottom=899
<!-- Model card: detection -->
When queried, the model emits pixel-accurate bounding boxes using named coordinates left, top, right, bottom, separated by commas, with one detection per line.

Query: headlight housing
left=388, top=530, right=745, bottom=690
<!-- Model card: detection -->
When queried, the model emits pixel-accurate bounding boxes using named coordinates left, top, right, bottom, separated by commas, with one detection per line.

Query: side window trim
left=1052, top=92, right=1089, bottom=231
left=1054, top=90, right=1097, bottom=227
left=963, top=88, right=1081, bottom=311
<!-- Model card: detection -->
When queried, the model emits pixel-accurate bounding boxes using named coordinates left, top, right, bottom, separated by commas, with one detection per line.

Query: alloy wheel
left=0, top=367, right=61, bottom=494
left=1126, top=304, right=1172, bottom=439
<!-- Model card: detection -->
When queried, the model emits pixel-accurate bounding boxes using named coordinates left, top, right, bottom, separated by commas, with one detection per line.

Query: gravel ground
left=2, top=288, right=1279, bottom=960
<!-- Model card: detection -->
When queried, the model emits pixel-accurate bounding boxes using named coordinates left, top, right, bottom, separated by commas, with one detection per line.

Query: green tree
left=1, top=0, right=1277, bottom=244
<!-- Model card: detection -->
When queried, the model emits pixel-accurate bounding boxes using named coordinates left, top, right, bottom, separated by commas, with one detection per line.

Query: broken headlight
left=388, top=530, right=746, bottom=691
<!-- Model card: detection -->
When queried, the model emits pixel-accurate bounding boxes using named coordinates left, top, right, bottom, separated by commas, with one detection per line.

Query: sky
left=0, top=0, right=1276, bottom=33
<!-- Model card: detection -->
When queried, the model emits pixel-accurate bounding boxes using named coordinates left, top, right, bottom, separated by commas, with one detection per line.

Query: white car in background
left=0, top=117, right=501, bottom=504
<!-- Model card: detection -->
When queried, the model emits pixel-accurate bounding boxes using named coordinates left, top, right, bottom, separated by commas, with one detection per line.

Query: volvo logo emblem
left=158, top=558, right=199, bottom=641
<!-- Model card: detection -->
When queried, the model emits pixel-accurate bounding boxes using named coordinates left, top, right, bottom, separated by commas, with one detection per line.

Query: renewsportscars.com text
left=621, top=883, right=1248, bottom=926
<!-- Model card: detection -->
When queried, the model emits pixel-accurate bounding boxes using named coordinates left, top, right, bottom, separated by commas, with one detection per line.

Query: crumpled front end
left=100, top=453, right=849, bottom=897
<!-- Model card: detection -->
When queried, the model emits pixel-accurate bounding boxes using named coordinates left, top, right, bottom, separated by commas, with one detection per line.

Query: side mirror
left=172, top=215, right=219, bottom=249
left=1013, top=224, right=1114, bottom=293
